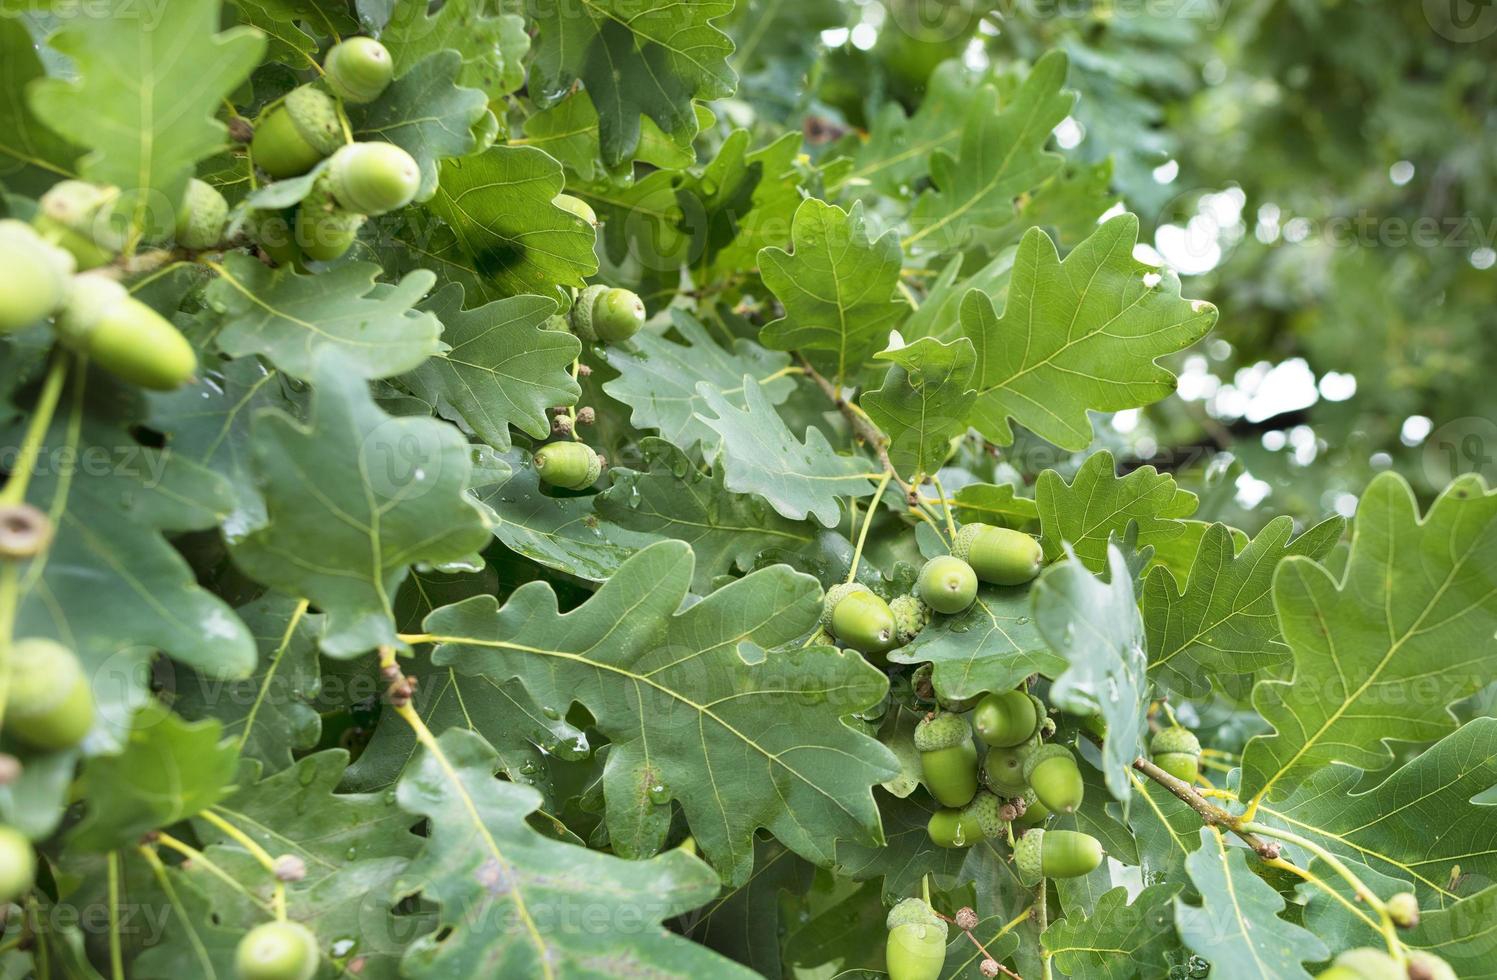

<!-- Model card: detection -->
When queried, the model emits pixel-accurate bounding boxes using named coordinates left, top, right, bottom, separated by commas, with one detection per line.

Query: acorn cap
left=890, top=593, right=930, bottom=644
left=284, top=84, right=343, bottom=157
left=821, top=582, right=870, bottom=628
left=1014, top=828, right=1045, bottom=884
left=569, top=283, right=610, bottom=342
left=1022, top=743, right=1076, bottom=783
left=1404, top=951, right=1456, bottom=980
left=54, top=274, right=128, bottom=345
left=914, top=711, right=971, bottom=752
left=176, top=179, right=229, bottom=250
left=951, top=522, right=986, bottom=563
left=38, top=180, right=116, bottom=231
left=964, top=792, right=1005, bottom=840
left=1150, top=726, right=1201, bottom=756
left=886, top=897, right=945, bottom=934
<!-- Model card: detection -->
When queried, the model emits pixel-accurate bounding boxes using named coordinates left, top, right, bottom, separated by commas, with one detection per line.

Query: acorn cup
left=534, top=441, right=602, bottom=490
left=972, top=689, right=1042, bottom=747
left=570, top=283, right=646, bottom=343
left=55, top=275, right=197, bottom=390
left=0, top=219, right=75, bottom=332
left=235, top=920, right=320, bottom=980
left=33, top=180, right=124, bottom=270
left=952, top=523, right=1044, bottom=586
left=1014, top=828, right=1104, bottom=883
left=915, top=555, right=978, bottom=614
left=327, top=142, right=421, bottom=215
left=889, top=593, right=930, bottom=645
left=914, top=711, right=978, bottom=807
left=1149, top=726, right=1202, bottom=784
left=251, top=84, right=343, bottom=179
left=822, top=583, right=897, bottom=656
left=3, top=637, right=95, bottom=750
left=175, top=179, right=229, bottom=250
left=884, top=898, right=947, bottom=980
left=323, top=37, right=394, bottom=104
left=0, top=825, right=36, bottom=904
left=1022, top=743, right=1085, bottom=814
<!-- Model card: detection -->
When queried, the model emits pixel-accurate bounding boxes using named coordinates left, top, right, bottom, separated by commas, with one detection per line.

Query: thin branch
left=1131, top=756, right=1282, bottom=861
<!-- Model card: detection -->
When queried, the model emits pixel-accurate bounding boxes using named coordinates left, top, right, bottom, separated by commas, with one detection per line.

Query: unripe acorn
left=176, top=179, right=229, bottom=250
left=1014, top=828, right=1103, bottom=883
left=34, top=180, right=123, bottom=270
left=555, top=193, right=597, bottom=225
left=327, top=142, right=420, bottom=215
left=1405, top=951, right=1457, bottom=980
left=1385, top=891, right=1419, bottom=929
left=822, top=583, right=896, bottom=655
left=534, top=441, right=602, bottom=490
left=0, top=219, right=74, bottom=332
left=295, top=181, right=365, bottom=261
left=1015, top=787, right=1050, bottom=826
left=570, top=283, right=646, bottom=343
left=914, top=711, right=978, bottom=807
left=4, top=637, right=95, bottom=750
left=0, top=825, right=36, bottom=904
left=323, top=37, right=394, bottom=104
left=916, top=555, right=978, bottom=614
left=889, top=593, right=929, bottom=645
left=234, top=919, right=320, bottom=980
left=952, top=523, right=1043, bottom=586
left=1149, top=726, right=1202, bottom=785
left=56, top=276, right=197, bottom=390
left=248, top=210, right=301, bottom=267
left=928, top=791, right=1002, bottom=847
left=1317, top=948, right=1404, bottom=980
left=885, top=898, right=947, bottom=980
left=976, top=745, right=1035, bottom=795
left=972, top=689, right=1041, bottom=747
left=251, top=85, right=343, bottom=179
left=1023, top=744, right=1085, bottom=814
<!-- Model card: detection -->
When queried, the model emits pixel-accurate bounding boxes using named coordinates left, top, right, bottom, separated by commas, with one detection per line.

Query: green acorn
left=534, top=441, right=602, bottom=491
left=570, top=283, right=646, bottom=343
left=1404, top=951, right=1456, bottom=980
left=4, top=637, right=95, bottom=750
left=175, top=179, right=229, bottom=250
left=327, top=142, right=420, bottom=215
left=33, top=180, right=123, bottom=270
left=1316, top=948, right=1405, bottom=980
left=952, top=523, right=1043, bottom=586
left=822, top=583, right=896, bottom=655
left=914, top=711, right=978, bottom=807
left=251, top=84, right=343, bottom=179
left=915, top=555, right=978, bottom=614
left=247, top=210, right=301, bottom=267
left=0, top=825, right=35, bottom=904
left=890, top=593, right=930, bottom=645
left=0, top=219, right=74, bottom=332
left=1385, top=891, right=1419, bottom=929
left=295, top=181, right=365, bottom=262
left=926, top=806, right=983, bottom=849
left=323, top=36, right=394, bottom=104
left=885, top=898, right=947, bottom=980
left=1150, top=726, right=1202, bottom=784
left=972, top=689, right=1041, bottom=747
left=1023, top=743, right=1084, bottom=814
left=1015, top=788, right=1050, bottom=826
left=234, top=920, right=320, bottom=980
left=981, top=739, right=1036, bottom=797
left=1014, top=828, right=1103, bottom=883
left=56, top=275, right=197, bottom=390
left=555, top=193, right=597, bottom=225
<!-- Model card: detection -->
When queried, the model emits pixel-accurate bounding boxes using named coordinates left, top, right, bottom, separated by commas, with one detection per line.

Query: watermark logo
left=1424, top=0, right=1497, bottom=41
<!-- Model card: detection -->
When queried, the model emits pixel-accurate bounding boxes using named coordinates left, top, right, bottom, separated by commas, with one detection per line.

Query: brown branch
left=1131, top=756, right=1281, bottom=861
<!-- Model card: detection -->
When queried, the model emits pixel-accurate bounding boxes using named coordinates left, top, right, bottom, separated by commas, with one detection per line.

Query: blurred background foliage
left=714, top=0, right=1497, bottom=533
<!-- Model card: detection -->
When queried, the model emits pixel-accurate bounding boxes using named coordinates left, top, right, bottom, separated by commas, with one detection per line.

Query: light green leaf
left=1175, top=828, right=1328, bottom=980
left=863, top=336, right=976, bottom=479
left=382, top=0, right=530, bottom=98
left=602, top=310, right=796, bottom=456
left=207, top=254, right=443, bottom=381
left=1033, top=545, right=1150, bottom=804
left=952, top=481, right=1039, bottom=527
left=904, top=51, right=1074, bottom=254
left=525, top=0, right=736, bottom=167
left=961, top=215, right=1217, bottom=450
left=231, top=361, right=492, bottom=656
left=424, top=542, right=898, bottom=885
left=837, top=61, right=985, bottom=198
left=1036, top=451, right=1198, bottom=571
left=1243, top=473, right=1497, bottom=802
left=1044, top=884, right=1184, bottom=980
left=522, top=93, right=707, bottom=182
left=1143, top=517, right=1345, bottom=699
left=696, top=375, right=877, bottom=528
left=596, top=438, right=819, bottom=594
left=888, top=584, right=1061, bottom=702
left=29, top=0, right=264, bottom=236
left=397, top=732, right=747, bottom=977
left=403, top=285, right=580, bottom=451
left=759, top=199, right=907, bottom=384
